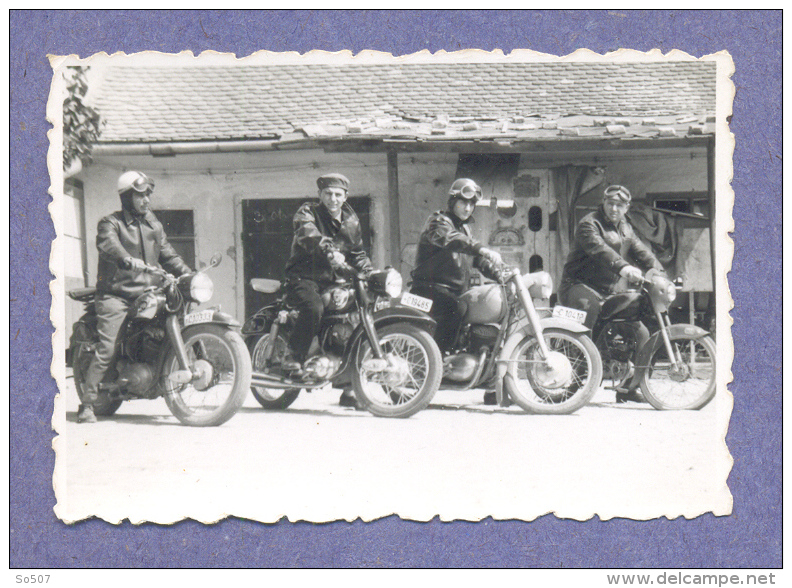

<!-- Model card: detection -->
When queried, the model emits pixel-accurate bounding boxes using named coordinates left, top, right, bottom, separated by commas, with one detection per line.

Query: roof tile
left=93, top=62, right=716, bottom=143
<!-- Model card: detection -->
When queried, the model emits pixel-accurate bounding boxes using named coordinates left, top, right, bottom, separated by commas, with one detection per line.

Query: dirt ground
left=53, top=375, right=731, bottom=524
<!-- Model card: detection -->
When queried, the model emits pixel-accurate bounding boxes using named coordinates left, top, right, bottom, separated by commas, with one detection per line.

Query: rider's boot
left=77, top=385, right=98, bottom=423
left=76, top=404, right=97, bottom=423
left=483, top=391, right=497, bottom=405
left=615, top=387, right=644, bottom=404
left=281, top=350, right=303, bottom=375
left=77, top=367, right=100, bottom=423
left=616, top=324, right=650, bottom=404
left=339, top=388, right=363, bottom=410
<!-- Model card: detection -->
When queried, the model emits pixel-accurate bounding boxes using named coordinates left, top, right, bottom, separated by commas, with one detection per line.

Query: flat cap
left=317, top=173, right=350, bottom=191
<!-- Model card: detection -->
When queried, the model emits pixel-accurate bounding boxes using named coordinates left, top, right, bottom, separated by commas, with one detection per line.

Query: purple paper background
left=9, top=10, right=781, bottom=568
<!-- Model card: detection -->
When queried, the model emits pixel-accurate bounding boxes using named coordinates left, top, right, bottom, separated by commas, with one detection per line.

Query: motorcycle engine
left=469, top=324, right=499, bottom=352
left=597, top=323, right=638, bottom=363
left=125, top=323, right=166, bottom=365
left=319, top=315, right=358, bottom=356
left=443, top=353, right=480, bottom=382
left=303, top=355, right=341, bottom=380
left=115, top=359, right=155, bottom=396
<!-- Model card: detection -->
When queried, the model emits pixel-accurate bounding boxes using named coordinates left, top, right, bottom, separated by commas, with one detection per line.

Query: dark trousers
left=83, top=294, right=130, bottom=404
left=558, top=282, right=604, bottom=330
left=285, top=279, right=325, bottom=362
left=410, top=283, right=462, bottom=353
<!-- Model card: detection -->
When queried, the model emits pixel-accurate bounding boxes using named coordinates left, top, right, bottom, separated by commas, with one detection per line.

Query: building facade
left=64, top=60, right=717, bottom=338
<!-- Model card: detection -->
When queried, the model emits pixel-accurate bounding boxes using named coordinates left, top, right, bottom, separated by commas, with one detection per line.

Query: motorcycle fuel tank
left=459, top=284, right=506, bottom=325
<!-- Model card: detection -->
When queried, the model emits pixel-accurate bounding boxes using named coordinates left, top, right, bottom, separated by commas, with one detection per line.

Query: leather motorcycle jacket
left=561, top=205, right=664, bottom=296
left=411, top=209, right=499, bottom=295
left=95, top=208, right=192, bottom=300
left=284, top=201, right=373, bottom=285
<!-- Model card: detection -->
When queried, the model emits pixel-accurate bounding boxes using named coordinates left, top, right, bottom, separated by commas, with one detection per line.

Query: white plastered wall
left=75, top=149, right=390, bottom=323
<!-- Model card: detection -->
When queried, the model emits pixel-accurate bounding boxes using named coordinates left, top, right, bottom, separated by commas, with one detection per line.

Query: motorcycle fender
left=337, top=307, right=438, bottom=380
left=346, top=307, right=437, bottom=352
left=634, top=323, right=710, bottom=376
left=539, top=316, right=591, bottom=334
left=184, top=309, right=242, bottom=329
left=373, top=306, right=437, bottom=331
left=495, top=320, right=588, bottom=406
left=211, top=310, right=241, bottom=328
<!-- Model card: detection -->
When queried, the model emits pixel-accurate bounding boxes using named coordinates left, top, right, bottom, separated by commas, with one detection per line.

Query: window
left=648, top=191, right=710, bottom=219
left=154, top=209, right=196, bottom=268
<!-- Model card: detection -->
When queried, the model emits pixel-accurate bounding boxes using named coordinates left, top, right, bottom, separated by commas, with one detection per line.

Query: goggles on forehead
left=452, top=184, right=483, bottom=202
left=130, top=174, right=155, bottom=193
left=603, top=185, right=631, bottom=203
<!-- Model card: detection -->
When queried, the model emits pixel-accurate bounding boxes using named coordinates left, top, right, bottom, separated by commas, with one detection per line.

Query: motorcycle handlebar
left=333, top=262, right=363, bottom=281
left=140, top=264, right=176, bottom=283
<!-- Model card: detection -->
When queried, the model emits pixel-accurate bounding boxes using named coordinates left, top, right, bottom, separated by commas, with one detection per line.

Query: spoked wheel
left=352, top=323, right=442, bottom=418
left=505, top=329, right=602, bottom=415
left=640, top=334, right=716, bottom=410
left=248, top=333, right=301, bottom=410
left=71, top=343, right=123, bottom=417
left=163, top=324, right=251, bottom=426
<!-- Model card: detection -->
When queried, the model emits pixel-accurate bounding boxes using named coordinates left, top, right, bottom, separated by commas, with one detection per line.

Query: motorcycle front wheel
left=640, top=333, right=716, bottom=410
left=247, top=333, right=301, bottom=410
left=505, top=329, right=602, bottom=415
left=163, top=324, right=252, bottom=426
left=352, top=323, right=442, bottom=418
left=71, top=343, right=123, bottom=417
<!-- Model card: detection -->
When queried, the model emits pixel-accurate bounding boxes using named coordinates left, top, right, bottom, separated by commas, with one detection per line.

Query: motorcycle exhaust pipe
left=250, top=371, right=327, bottom=390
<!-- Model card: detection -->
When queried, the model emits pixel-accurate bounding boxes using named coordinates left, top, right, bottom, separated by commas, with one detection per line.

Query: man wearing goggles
left=558, top=184, right=664, bottom=402
left=76, top=171, right=192, bottom=423
left=410, top=177, right=503, bottom=364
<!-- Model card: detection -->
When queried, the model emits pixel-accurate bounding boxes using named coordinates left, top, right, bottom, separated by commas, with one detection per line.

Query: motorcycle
left=242, top=266, right=443, bottom=418
left=67, top=254, right=252, bottom=426
left=561, top=268, right=716, bottom=410
left=424, top=267, right=603, bottom=415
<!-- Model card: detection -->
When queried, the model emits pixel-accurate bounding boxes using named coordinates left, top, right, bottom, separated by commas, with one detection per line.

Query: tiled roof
left=93, top=62, right=716, bottom=144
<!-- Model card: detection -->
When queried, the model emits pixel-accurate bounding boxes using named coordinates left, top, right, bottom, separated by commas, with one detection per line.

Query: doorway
left=241, top=196, right=372, bottom=318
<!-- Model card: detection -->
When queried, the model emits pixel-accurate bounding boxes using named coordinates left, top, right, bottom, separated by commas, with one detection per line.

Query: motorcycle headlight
left=384, top=268, right=403, bottom=298
left=368, top=268, right=403, bottom=298
left=525, top=271, right=553, bottom=300
left=189, top=272, right=214, bottom=303
left=665, top=282, right=677, bottom=303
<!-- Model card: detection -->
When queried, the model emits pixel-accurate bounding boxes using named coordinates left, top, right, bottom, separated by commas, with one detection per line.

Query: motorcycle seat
left=250, top=278, right=281, bottom=294
left=68, top=287, right=96, bottom=302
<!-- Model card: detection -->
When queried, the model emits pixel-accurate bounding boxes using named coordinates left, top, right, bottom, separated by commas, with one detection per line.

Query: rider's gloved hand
left=123, top=257, right=148, bottom=273
left=479, top=247, right=503, bottom=266
left=619, top=265, right=644, bottom=283
left=327, top=250, right=347, bottom=268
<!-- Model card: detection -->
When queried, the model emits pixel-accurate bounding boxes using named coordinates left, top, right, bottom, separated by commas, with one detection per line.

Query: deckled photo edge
left=46, top=48, right=735, bottom=524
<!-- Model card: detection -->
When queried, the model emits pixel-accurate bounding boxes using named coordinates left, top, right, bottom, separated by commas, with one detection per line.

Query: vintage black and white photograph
left=48, top=49, right=734, bottom=523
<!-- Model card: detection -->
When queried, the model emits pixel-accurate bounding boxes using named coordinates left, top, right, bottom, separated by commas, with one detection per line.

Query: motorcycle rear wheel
left=505, top=329, right=602, bottom=415
left=163, top=324, right=251, bottom=426
left=247, top=333, right=301, bottom=410
left=640, top=333, right=716, bottom=410
left=71, top=343, right=123, bottom=417
left=352, top=323, right=442, bottom=418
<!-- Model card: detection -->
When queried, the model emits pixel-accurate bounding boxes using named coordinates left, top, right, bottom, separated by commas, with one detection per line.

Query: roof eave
left=92, top=132, right=714, bottom=157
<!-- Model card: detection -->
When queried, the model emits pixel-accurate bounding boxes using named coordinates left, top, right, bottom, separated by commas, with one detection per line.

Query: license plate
left=184, top=309, right=215, bottom=326
left=400, top=292, right=433, bottom=313
left=552, top=305, right=587, bottom=324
